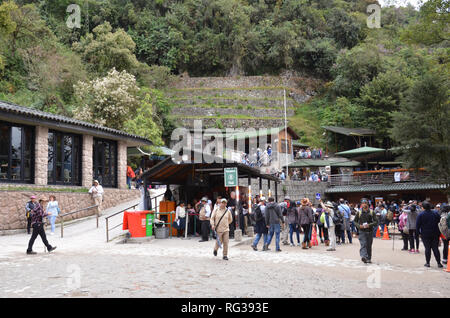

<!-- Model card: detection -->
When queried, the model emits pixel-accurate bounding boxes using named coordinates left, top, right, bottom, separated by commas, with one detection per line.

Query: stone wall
left=117, top=141, right=128, bottom=189
left=34, top=126, right=48, bottom=185
left=175, top=117, right=285, bottom=129
left=238, top=179, right=329, bottom=205
left=81, top=135, right=93, bottom=188
left=172, top=106, right=295, bottom=118
left=0, top=188, right=141, bottom=231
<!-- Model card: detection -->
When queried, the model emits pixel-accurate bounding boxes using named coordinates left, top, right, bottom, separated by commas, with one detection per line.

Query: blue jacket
left=416, top=209, right=441, bottom=237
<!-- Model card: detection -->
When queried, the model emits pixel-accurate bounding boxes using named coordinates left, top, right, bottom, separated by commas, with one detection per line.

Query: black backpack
left=332, top=209, right=343, bottom=225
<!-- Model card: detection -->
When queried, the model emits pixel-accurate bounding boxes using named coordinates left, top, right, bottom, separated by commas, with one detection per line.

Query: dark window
left=93, top=138, right=117, bottom=188
left=0, top=121, right=34, bottom=183
left=48, top=130, right=82, bottom=185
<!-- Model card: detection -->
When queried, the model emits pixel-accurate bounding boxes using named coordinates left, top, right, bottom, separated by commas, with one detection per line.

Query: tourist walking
left=26, top=197, right=56, bottom=255
left=88, top=180, right=104, bottom=215
left=280, top=196, right=293, bottom=246
left=287, top=200, right=300, bottom=246
left=264, top=197, right=284, bottom=252
left=338, top=199, right=352, bottom=244
left=198, top=197, right=211, bottom=242
left=299, top=198, right=314, bottom=249
left=227, top=191, right=238, bottom=239
left=354, top=199, right=378, bottom=264
left=251, top=197, right=268, bottom=251
left=320, top=201, right=336, bottom=251
left=25, top=195, right=37, bottom=234
left=406, top=204, right=420, bottom=253
left=46, top=195, right=60, bottom=235
left=398, top=205, right=409, bottom=251
left=210, top=198, right=233, bottom=260
left=439, top=205, right=450, bottom=265
left=416, top=201, right=443, bottom=268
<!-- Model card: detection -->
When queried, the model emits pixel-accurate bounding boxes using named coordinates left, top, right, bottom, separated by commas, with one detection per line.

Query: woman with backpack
left=287, top=201, right=300, bottom=246
left=320, top=200, right=336, bottom=251
left=298, top=198, right=314, bottom=249
left=251, top=197, right=268, bottom=251
left=438, top=204, right=450, bottom=265
left=398, top=205, right=409, bottom=251
left=314, top=204, right=325, bottom=244
left=406, top=204, right=420, bottom=253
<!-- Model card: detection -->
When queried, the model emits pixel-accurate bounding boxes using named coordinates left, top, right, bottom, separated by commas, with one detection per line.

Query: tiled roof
left=285, top=158, right=361, bottom=167
left=322, top=126, right=375, bottom=136
left=325, top=183, right=447, bottom=193
left=0, top=100, right=152, bottom=144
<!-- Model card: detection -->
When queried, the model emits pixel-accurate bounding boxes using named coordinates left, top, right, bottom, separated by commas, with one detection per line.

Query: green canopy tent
left=335, top=146, right=386, bottom=169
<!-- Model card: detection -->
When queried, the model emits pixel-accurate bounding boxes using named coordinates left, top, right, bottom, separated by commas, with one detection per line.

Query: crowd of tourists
left=294, top=148, right=323, bottom=160
left=173, top=193, right=450, bottom=267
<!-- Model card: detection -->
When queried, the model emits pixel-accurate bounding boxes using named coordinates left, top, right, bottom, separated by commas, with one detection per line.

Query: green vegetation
left=0, top=0, right=448, bottom=160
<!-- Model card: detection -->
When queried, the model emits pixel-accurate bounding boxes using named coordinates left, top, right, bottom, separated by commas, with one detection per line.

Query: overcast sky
left=378, top=0, right=427, bottom=8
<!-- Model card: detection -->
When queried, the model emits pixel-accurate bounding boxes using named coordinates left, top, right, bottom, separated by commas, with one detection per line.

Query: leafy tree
left=359, top=71, right=410, bottom=146
left=72, top=22, right=139, bottom=75
left=391, top=69, right=450, bottom=198
left=401, top=0, right=449, bottom=46
left=124, top=89, right=164, bottom=147
left=332, top=43, right=384, bottom=98
left=74, top=68, right=140, bottom=129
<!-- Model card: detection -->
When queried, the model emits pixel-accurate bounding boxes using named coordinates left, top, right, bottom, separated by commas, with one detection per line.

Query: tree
left=332, top=43, right=384, bottom=98
left=359, top=71, right=410, bottom=146
left=401, top=0, right=449, bottom=46
left=72, top=22, right=140, bottom=75
left=74, top=68, right=140, bottom=129
left=391, top=69, right=450, bottom=199
left=123, top=88, right=164, bottom=148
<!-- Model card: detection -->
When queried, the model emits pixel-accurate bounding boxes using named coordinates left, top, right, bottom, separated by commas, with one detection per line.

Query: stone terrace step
left=173, top=117, right=285, bottom=129
left=171, top=96, right=296, bottom=108
left=172, top=106, right=295, bottom=118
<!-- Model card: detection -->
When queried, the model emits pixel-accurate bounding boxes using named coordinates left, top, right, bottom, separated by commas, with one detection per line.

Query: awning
left=292, top=140, right=309, bottom=148
left=322, top=126, right=375, bottom=137
left=335, top=146, right=385, bottom=157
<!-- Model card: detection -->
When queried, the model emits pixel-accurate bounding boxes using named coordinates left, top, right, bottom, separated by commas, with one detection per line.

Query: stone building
left=0, top=100, right=151, bottom=231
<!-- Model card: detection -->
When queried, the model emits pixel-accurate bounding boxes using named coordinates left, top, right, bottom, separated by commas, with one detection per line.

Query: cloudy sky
left=378, top=0, right=427, bottom=8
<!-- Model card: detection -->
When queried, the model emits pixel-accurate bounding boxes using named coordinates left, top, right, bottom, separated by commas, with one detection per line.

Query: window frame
left=0, top=121, right=35, bottom=184
left=47, top=129, right=82, bottom=186
left=93, top=138, right=118, bottom=188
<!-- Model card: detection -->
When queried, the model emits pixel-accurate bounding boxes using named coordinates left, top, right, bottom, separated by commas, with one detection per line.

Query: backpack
left=386, top=211, right=394, bottom=221
left=438, top=212, right=450, bottom=239
left=332, top=210, right=343, bottom=225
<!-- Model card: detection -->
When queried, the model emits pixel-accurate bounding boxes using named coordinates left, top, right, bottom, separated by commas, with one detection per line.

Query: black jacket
left=265, top=202, right=284, bottom=226
left=416, top=209, right=441, bottom=237
left=354, top=209, right=378, bottom=232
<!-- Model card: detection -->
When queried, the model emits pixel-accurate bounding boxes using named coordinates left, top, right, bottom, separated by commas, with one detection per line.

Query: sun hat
left=324, top=201, right=334, bottom=208
left=301, top=198, right=309, bottom=206
left=201, top=197, right=208, bottom=202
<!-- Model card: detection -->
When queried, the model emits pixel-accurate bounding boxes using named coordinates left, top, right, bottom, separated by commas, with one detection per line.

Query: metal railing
left=105, top=202, right=140, bottom=242
left=58, top=205, right=99, bottom=238
left=328, top=170, right=432, bottom=187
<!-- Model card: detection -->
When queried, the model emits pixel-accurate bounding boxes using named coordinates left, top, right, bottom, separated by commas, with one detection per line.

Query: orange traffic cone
left=376, top=226, right=381, bottom=238
left=382, top=225, right=390, bottom=240
left=311, top=226, right=319, bottom=246
left=445, top=245, right=450, bottom=273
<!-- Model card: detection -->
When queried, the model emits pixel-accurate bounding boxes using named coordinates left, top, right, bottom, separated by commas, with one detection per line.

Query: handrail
left=58, top=204, right=99, bottom=238
left=105, top=202, right=140, bottom=242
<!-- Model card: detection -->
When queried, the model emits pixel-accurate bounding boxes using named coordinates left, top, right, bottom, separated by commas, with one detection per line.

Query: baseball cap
left=30, top=195, right=36, bottom=199
left=201, top=197, right=207, bottom=202
left=284, top=196, right=290, bottom=200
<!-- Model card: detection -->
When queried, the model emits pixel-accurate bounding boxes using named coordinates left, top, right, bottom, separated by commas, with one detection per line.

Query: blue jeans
left=127, top=176, right=132, bottom=189
left=253, top=233, right=268, bottom=247
left=266, top=224, right=281, bottom=250
left=289, top=223, right=300, bottom=244
left=47, top=215, right=57, bottom=233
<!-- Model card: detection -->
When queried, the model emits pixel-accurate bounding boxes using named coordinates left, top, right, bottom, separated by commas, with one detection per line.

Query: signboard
left=315, top=193, right=321, bottom=200
left=224, top=167, right=238, bottom=187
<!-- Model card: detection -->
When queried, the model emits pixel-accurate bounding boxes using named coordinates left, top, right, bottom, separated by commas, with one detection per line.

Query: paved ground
left=1, top=204, right=449, bottom=298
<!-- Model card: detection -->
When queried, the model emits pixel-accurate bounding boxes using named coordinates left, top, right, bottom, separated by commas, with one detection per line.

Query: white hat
left=94, top=180, right=99, bottom=184
left=201, top=197, right=207, bottom=202
left=324, top=201, right=334, bottom=208
left=260, top=196, right=266, bottom=201
left=221, top=198, right=228, bottom=203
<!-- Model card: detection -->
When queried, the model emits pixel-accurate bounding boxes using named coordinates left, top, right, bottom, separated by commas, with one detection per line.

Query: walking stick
left=392, top=221, right=395, bottom=251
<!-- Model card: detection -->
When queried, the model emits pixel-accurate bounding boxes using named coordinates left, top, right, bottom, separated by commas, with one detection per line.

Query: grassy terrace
left=172, top=104, right=295, bottom=110
left=168, top=86, right=292, bottom=91
left=170, top=115, right=284, bottom=120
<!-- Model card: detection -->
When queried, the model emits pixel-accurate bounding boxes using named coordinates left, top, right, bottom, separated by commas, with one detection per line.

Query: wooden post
left=259, top=177, right=262, bottom=197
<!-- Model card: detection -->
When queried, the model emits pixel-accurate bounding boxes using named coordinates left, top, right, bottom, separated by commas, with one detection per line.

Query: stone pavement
left=1, top=201, right=449, bottom=297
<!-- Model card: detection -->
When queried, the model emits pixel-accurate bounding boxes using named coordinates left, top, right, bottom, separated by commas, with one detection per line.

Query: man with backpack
left=264, top=197, right=284, bottom=252
left=210, top=198, right=233, bottom=260
left=338, top=199, right=352, bottom=244
left=354, top=199, right=378, bottom=264
left=251, top=197, right=268, bottom=251
left=25, top=195, right=37, bottom=234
